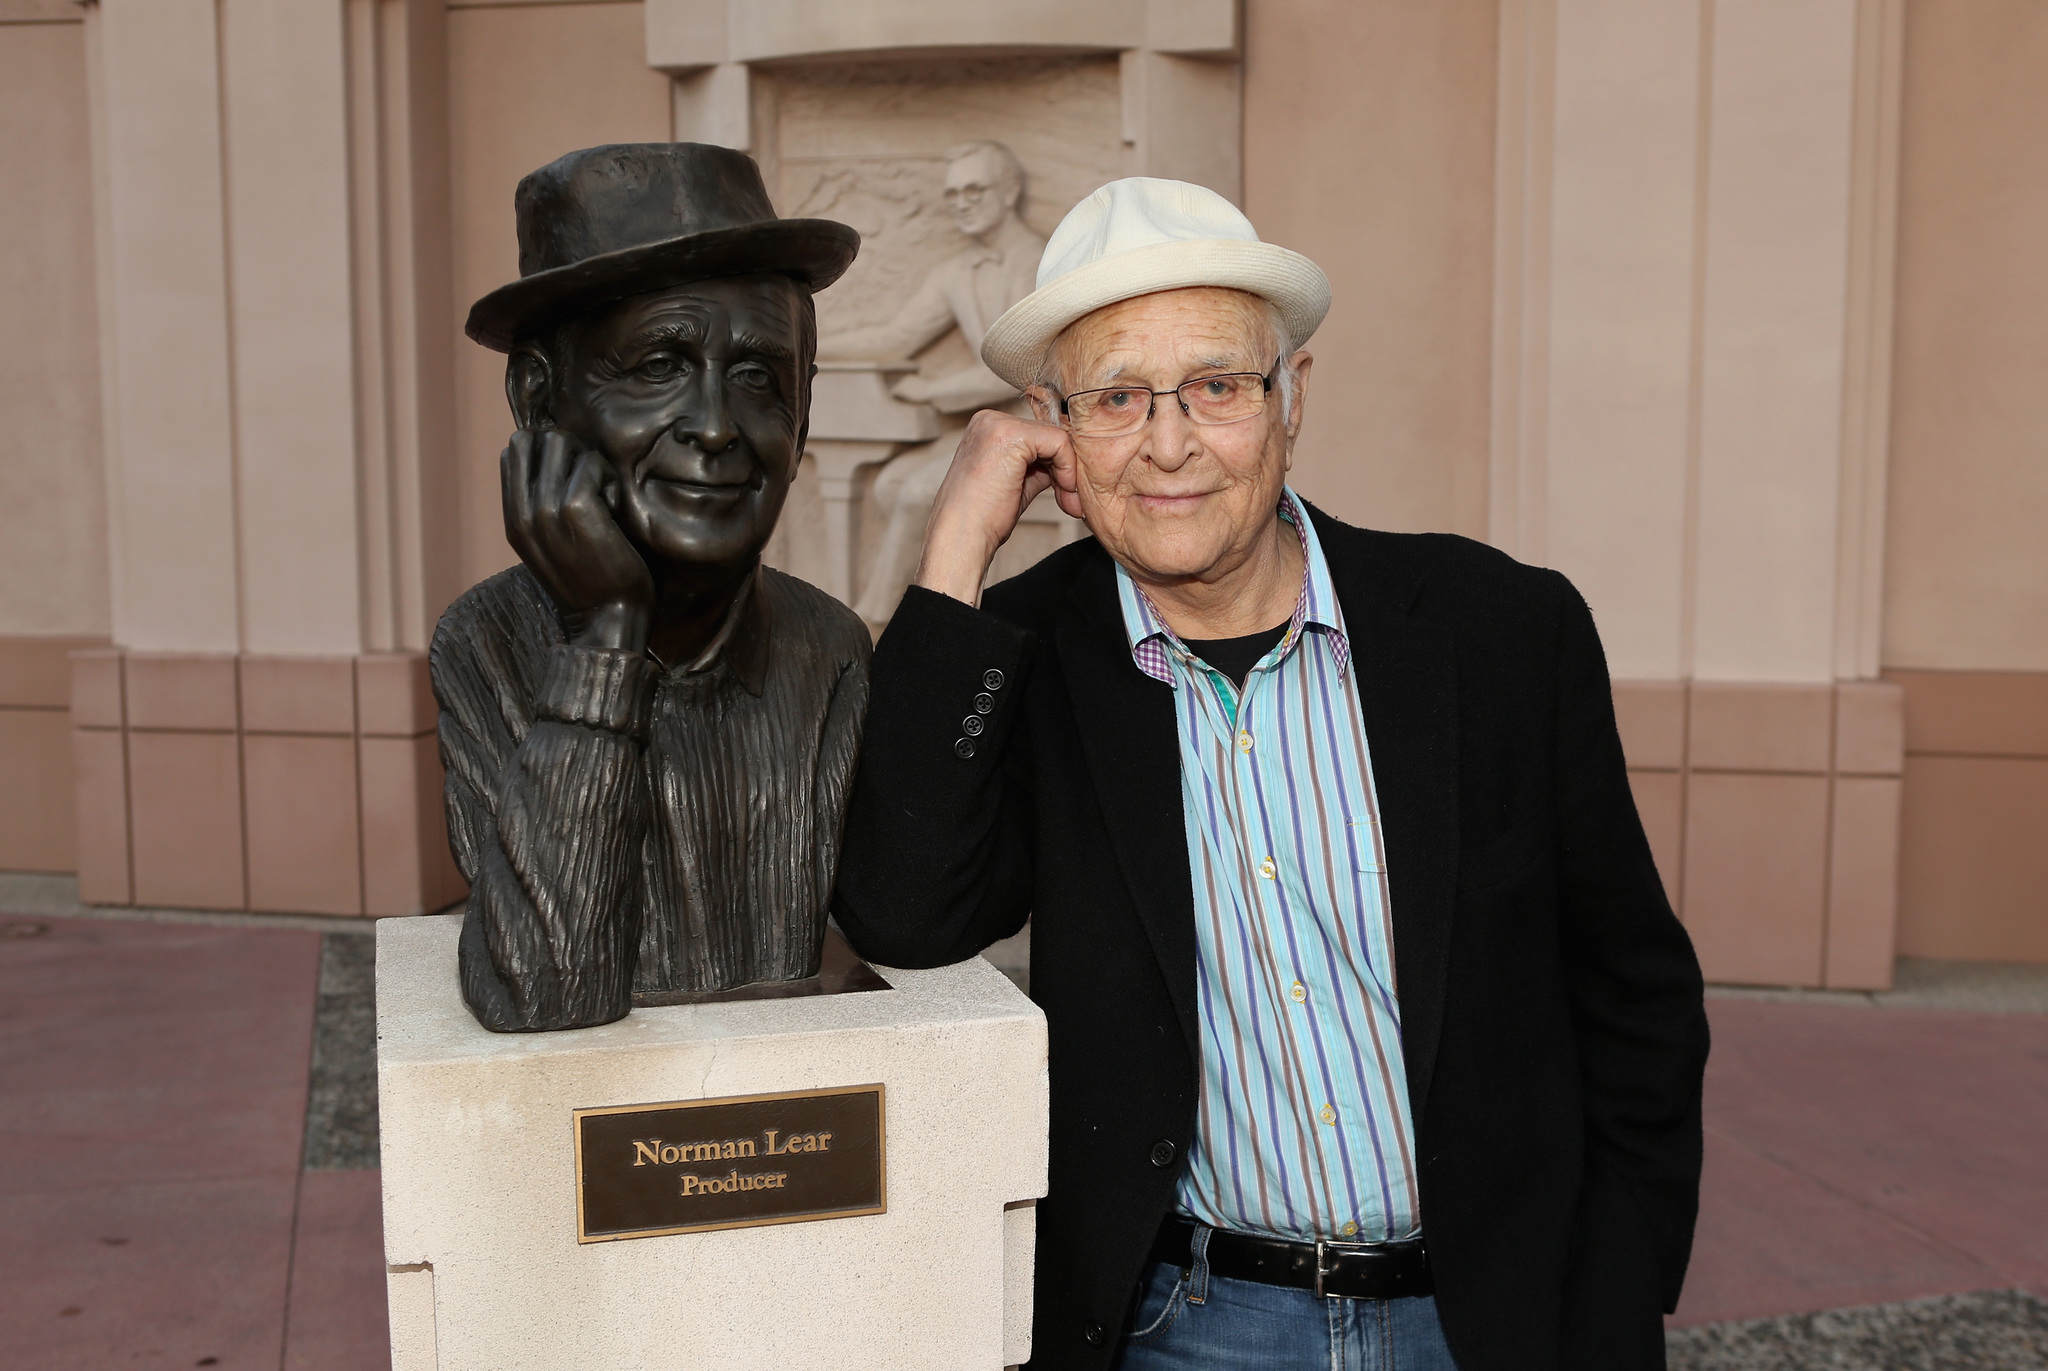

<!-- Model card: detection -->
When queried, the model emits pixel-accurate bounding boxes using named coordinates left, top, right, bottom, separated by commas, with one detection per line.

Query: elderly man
left=833, top=179, right=1709, bottom=1370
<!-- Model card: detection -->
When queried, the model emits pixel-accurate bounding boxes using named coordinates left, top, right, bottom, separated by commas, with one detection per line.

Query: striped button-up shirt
left=1114, top=490, right=1421, bottom=1243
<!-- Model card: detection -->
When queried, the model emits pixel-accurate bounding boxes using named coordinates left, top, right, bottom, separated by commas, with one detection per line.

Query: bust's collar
left=665, top=562, right=772, bottom=696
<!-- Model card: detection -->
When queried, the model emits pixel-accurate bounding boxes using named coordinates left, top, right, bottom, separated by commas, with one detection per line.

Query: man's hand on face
left=914, top=408, right=1082, bottom=609
left=501, top=428, right=656, bottom=653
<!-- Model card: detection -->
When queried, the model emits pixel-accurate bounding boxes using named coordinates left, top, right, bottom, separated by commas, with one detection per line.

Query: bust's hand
left=501, top=429, right=654, bottom=652
left=914, top=408, right=1082, bottom=609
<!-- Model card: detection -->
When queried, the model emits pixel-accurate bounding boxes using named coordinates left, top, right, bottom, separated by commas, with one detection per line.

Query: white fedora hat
left=979, top=177, right=1331, bottom=390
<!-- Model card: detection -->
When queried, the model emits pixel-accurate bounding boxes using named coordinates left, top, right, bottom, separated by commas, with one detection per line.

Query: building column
left=70, top=0, right=464, bottom=916
left=1490, top=0, right=1906, bottom=987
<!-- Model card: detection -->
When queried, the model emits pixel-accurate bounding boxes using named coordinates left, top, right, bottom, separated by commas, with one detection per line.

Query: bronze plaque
left=573, top=1085, right=885, bottom=1242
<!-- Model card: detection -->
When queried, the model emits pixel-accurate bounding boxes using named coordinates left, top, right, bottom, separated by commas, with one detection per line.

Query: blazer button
left=983, top=668, right=1005, bottom=691
left=954, top=738, right=976, bottom=760
left=1149, top=1139, right=1177, bottom=1169
left=1083, top=1321, right=1108, bottom=1348
left=962, top=714, right=985, bottom=737
left=973, top=691, right=995, bottom=715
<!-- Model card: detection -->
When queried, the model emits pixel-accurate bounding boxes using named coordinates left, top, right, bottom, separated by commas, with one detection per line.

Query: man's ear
left=1281, top=349, right=1313, bottom=443
left=1024, top=384, right=1059, bottom=425
left=505, top=344, right=555, bottom=431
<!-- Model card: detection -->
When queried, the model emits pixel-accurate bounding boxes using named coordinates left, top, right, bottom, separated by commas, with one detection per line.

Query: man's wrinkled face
left=943, top=151, right=1019, bottom=239
left=1033, top=287, right=1306, bottom=587
left=548, top=274, right=810, bottom=572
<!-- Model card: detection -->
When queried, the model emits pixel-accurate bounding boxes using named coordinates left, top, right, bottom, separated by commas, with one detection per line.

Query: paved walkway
left=1, top=880, right=2043, bottom=1369
left=0, top=910, right=387, bottom=1370
left=1676, top=993, right=2048, bottom=1327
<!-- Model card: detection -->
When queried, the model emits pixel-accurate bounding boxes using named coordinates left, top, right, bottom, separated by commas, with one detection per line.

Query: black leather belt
left=1150, top=1215, right=1433, bottom=1300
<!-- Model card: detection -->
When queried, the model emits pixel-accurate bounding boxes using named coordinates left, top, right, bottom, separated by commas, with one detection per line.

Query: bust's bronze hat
left=465, top=143, right=860, bottom=353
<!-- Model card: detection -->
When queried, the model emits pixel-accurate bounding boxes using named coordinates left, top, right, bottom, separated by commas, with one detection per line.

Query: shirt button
left=1290, top=981, right=1306, bottom=1004
left=1341, top=1220, right=1360, bottom=1238
left=973, top=692, right=995, bottom=715
left=1237, top=730, right=1253, bottom=753
left=1319, top=1103, right=1337, bottom=1126
left=1149, top=1139, right=1177, bottom=1169
left=954, top=738, right=976, bottom=760
left=962, top=714, right=985, bottom=737
left=1259, top=857, right=1276, bottom=880
left=982, top=668, right=1005, bottom=691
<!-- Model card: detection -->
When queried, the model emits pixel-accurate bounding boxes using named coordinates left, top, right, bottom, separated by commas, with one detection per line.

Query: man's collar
left=1112, top=487, right=1352, bottom=685
left=1291, top=496, right=1350, bottom=648
left=667, top=562, right=771, bottom=696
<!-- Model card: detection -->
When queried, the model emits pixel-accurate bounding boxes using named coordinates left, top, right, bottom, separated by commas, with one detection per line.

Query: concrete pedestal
left=376, top=915, right=1047, bottom=1370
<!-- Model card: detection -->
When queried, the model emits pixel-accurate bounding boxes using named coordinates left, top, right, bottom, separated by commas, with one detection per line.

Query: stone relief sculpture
left=814, top=140, right=1048, bottom=624
left=431, top=144, right=871, bottom=1033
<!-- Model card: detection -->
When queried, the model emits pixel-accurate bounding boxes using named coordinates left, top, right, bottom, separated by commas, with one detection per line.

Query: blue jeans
left=1110, top=1229, right=1460, bottom=1371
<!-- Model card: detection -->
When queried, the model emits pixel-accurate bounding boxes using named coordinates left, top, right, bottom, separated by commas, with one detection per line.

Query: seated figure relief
left=815, top=140, right=1049, bottom=626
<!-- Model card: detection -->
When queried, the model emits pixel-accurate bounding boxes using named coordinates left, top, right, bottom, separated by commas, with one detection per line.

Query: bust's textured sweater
left=429, top=562, right=871, bottom=1032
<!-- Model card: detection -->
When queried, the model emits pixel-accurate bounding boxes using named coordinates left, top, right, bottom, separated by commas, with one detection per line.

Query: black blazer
left=834, top=506, right=1709, bottom=1371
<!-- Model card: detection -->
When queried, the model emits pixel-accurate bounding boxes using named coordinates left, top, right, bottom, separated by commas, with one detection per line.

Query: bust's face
left=547, top=274, right=809, bottom=573
left=943, top=150, right=1019, bottom=239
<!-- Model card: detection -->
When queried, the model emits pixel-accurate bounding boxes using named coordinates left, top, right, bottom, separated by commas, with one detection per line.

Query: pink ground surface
left=0, top=916, right=388, bottom=1370
left=2, top=913, right=2042, bottom=1366
left=1671, top=996, right=2048, bottom=1326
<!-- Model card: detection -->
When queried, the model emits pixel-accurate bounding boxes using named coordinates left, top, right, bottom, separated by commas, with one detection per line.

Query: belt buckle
left=1312, top=1236, right=1383, bottom=1299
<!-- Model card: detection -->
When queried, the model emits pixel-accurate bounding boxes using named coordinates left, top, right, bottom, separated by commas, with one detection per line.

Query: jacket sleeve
left=433, top=625, right=655, bottom=1032
left=1545, top=573, right=1710, bottom=1316
left=832, top=586, right=1037, bottom=968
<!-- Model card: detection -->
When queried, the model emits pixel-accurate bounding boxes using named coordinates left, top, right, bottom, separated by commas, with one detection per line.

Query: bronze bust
left=432, top=144, right=870, bottom=1032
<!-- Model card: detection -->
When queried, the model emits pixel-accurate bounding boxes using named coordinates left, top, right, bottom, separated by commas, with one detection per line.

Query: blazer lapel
left=1313, top=509, right=1460, bottom=1120
left=1053, top=555, right=1201, bottom=1055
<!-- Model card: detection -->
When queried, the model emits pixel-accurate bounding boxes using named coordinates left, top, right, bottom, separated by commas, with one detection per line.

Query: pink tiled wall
left=1613, top=679, right=1906, bottom=990
left=0, top=636, right=104, bottom=875
left=1888, top=669, right=2048, bottom=965
left=61, top=647, right=465, bottom=918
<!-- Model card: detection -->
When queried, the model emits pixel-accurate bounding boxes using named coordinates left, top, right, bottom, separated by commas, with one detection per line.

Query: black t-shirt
left=1180, top=620, right=1291, bottom=690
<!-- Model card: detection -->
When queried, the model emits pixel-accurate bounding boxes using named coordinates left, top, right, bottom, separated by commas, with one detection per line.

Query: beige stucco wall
left=1494, top=0, right=1892, bottom=687
left=1883, top=0, right=2048, bottom=673
left=1241, top=0, right=1498, bottom=539
left=219, top=0, right=365, bottom=655
left=1883, top=1, right=2048, bottom=964
left=447, top=0, right=673, bottom=592
left=1534, top=0, right=1702, bottom=683
left=0, top=15, right=107, bottom=637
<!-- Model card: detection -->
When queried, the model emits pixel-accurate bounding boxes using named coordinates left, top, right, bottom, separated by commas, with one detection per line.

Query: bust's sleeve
left=430, top=587, right=654, bottom=1032
left=812, top=627, right=873, bottom=917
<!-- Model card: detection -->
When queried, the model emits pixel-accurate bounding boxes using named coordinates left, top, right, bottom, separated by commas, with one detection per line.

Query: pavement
left=0, top=898, right=388, bottom=1370
left=2, top=874, right=2045, bottom=1370
left=1674, top=990, right=2048, bottom=1329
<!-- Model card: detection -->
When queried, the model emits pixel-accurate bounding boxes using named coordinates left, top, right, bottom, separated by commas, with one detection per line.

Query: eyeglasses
left=1056, top=364, right=1278, bottom=440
